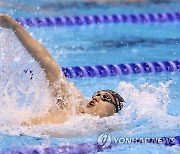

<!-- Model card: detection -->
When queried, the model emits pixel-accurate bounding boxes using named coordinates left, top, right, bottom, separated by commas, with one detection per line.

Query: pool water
left=0, top=0, right=180, bottom=153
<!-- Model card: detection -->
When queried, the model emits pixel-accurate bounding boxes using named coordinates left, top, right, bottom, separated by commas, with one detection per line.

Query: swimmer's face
left=85, top=91, right=116, bottom=118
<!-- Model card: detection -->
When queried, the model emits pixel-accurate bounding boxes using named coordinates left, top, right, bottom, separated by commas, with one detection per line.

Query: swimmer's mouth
left=87, top=101, right=95, bottom=108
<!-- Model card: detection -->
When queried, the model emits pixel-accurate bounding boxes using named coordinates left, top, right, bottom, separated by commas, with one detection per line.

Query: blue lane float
left=6, top=136, right=180, bottom=154
left=16, top=12, right=180, bottom=27
left=62, top=60, right=180, bottom=78
left=25, top=60, right=180, bottom=79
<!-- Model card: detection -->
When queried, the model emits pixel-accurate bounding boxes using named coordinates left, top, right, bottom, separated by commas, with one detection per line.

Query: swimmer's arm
left=22, top=117, right=46, bottom=126
left=0, top=14, right=61, bottom=85
left=29, top=114, right=56, bottom=125
left=0, top=14, right=84, bottom=103
left=22, top=116, right=53, bottom=126
left=22, top=110, right=69, bottom=125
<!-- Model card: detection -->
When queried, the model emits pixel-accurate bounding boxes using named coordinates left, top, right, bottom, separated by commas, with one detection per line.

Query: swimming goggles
left=92, top=92, right=116, bottom=107
left=92, top=90, right=125, bottom=113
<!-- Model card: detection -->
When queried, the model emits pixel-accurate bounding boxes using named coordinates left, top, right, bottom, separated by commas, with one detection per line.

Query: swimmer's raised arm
left=0, top=14, right=84, bottom=106
left=0, top=14, right=60, bottom=84
left=0, top=14, right=125, bottom=127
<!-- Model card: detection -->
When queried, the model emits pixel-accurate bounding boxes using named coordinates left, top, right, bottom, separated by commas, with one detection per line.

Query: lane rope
left=16, top=12, right=180, bottom=27
left=8, top=136, right=180, bottom=154
left=24, top=60, right=180, bottom=79
left=61, top=60, right=180, bottom=78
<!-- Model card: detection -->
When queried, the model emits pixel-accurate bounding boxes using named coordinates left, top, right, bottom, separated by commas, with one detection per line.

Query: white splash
left=117, top=81, right=180, bottom=137
left=0, top=29, right=52, bottom=126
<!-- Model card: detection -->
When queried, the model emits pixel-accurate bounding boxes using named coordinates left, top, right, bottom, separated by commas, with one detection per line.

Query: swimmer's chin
left=77, top=108, right=107, bottom=118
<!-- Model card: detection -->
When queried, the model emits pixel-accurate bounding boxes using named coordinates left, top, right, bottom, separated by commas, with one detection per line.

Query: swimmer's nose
left=92, top=96, right=100, bottom=102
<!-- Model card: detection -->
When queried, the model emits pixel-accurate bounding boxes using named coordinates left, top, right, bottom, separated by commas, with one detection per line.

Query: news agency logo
left=97, top=134, right=179, bottom=148
left=97, top=134, right=112, bottom=148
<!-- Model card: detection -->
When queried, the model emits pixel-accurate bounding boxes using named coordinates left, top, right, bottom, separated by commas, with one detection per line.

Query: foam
left=117, top=81, right=180, bottom=137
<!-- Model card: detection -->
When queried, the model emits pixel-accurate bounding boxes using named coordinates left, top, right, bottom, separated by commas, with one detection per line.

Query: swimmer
left=0, top=14, right=125, bottom=125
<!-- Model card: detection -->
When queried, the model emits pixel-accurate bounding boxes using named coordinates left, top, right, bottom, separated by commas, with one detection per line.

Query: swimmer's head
left=85, top=90, right=125, bottom=118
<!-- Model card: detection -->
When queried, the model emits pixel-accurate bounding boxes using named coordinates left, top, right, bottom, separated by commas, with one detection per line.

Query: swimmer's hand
left=0, top=14, right=18, bottom=29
